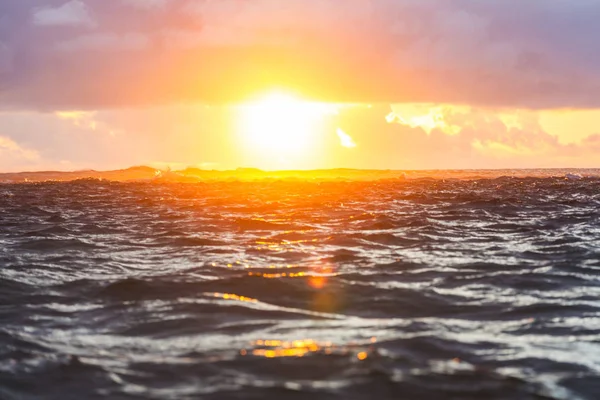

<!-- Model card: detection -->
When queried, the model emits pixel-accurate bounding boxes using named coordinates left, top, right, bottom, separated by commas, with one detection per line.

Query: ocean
left=1, top=173, right=599, bottom=399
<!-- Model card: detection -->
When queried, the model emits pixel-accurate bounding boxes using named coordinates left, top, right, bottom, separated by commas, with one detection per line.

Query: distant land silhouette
left=0, top=166, right=599, bottom=183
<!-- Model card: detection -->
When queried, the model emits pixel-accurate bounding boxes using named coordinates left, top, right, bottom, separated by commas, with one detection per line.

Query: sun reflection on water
left=248, top=271, right=306, bottom=278
left=246, top=340, right=329, bottom=358
left=308, top=264, right=335, bottom=290
left=240, top=339, right=376, bottom=360
left=213, top=292, right=258, bottom=303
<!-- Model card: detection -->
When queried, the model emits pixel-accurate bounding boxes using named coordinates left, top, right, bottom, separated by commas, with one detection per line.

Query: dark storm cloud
left=1, top=0, right=600, bottom=110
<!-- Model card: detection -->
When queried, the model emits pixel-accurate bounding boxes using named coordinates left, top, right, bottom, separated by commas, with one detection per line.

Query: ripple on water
left=0, top=176, right=599, bottom=399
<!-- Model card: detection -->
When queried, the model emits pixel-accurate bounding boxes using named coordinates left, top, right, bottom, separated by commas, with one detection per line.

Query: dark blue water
left=1, top=176, right=599, bottom=399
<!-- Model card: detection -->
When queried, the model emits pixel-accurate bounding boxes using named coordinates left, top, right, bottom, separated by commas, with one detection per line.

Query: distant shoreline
left=1, top=166, right=600, bottom=183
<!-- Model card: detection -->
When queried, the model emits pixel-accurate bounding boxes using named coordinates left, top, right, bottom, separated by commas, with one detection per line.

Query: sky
left=1, top=0, right=600, bottom=171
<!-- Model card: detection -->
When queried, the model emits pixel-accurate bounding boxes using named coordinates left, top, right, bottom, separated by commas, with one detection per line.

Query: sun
left=236, top=91, right=336, bottom=168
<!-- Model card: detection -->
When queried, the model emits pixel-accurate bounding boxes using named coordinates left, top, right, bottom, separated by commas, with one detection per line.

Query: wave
left=0, top=177, right=599, bottom=399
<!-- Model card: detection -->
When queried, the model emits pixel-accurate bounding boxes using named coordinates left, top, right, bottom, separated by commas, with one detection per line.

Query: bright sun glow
left=237, top=92, right=337, bottom=168
left=336, top=128, right=357, bottom=148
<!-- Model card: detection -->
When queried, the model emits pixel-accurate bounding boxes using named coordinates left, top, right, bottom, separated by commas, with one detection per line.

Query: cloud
left=55, top=33, right=149, bottom=52
left=0, top=42, right=12, bottom=74
left=0, top=102, right=599, bottom=173
left=121, top=0, right=172, bottom=10
left=32, top=0, right=95, bottom=28
left=0, top=0, right=599, bottom=109
left=0, top=135, right=40, bottom=171
left=0, top=104, right=236, bottom=172
left=55, top=110, right=98, bottom=130
left=387, top=104, right=467, bottom=135
left=336, top=128, right=357, bottom=148
left=0, top=136, right=38, bottom=159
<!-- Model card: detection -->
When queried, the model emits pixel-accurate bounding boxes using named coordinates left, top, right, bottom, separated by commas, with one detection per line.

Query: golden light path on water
left=212, top=258, right=356, bottom=360
left=212, top=228, right=372, bottom=360
left=240, top=338, right=376, bottom=360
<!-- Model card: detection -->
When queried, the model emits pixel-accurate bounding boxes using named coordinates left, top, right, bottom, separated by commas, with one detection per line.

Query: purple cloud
left=0, top=0, right=600, bottom=109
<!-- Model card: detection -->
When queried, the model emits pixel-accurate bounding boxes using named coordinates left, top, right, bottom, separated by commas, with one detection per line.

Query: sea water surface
left=1, top=173, right=600, bottom=399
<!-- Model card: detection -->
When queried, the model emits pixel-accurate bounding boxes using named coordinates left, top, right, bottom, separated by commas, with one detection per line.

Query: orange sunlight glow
left=236, top=91, right=337, bottom=169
